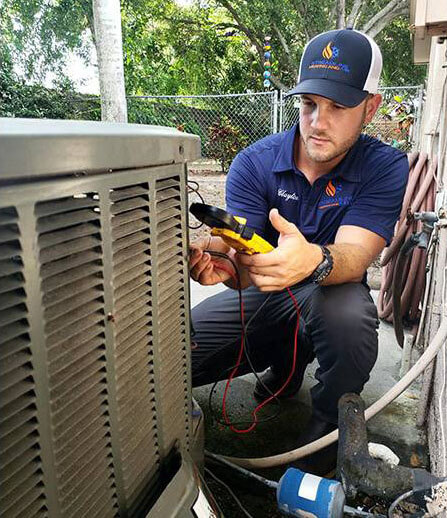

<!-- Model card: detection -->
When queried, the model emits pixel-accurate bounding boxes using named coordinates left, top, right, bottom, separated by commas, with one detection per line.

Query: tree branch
left=272, top=21, right=295, bottom=69
left=361, top=0, right=408, bottom=35
left=289, top=0, right=311, bottom=39
left=85, top=8, right=96, bottom=47
left=213, top=23, right=241, bottom=31
left=364, top=4, right=409, bottom=39
left=165, top=16, right=240, bottom=34
left=346, top=0, right=363, bottom=28
left=216, top=0, right=287, bottom=88
left=335, top=0, right=346, bottom=29
left=270, top=73, right=288, bottom=91
left=216, top=0, right=264, bottom=57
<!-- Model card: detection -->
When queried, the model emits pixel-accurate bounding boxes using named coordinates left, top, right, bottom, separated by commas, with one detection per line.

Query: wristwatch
left=310, top=245, right=334, bottom=283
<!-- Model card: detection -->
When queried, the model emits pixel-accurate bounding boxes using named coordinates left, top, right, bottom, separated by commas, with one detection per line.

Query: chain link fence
left=279, top=85, right=424, bottom=152
left=73, top=86, right=423, bottom=161
left=72, top=92, right=277, bottom=160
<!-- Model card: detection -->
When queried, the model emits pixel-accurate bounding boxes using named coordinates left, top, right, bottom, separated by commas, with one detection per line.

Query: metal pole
left=414, top=84, right=424, bottom=150
left=279, top=90, right=284, bottom=133
left=272, top=90, right=279, bottom=134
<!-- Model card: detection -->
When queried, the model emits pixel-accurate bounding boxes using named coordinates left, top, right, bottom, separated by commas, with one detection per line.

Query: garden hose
left=220, top=317, right=447, bottom=469
left=378, top=153, right=437, bottom=325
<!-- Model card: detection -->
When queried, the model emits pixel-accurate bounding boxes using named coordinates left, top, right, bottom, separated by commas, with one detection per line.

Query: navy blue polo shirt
left=226, top=124, right=409, bottom=247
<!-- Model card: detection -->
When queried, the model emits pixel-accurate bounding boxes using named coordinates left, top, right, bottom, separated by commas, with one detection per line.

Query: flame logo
left=325, top=180, right=336, bottom=197
left=322, top=42, right=333, bottom=60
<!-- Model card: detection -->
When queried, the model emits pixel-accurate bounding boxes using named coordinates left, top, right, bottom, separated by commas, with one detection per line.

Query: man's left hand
left=237, top=208, right=323, bottom=292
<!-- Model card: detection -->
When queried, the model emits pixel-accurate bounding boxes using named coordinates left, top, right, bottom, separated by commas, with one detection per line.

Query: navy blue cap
left=286, top=29, right=383, bottom=107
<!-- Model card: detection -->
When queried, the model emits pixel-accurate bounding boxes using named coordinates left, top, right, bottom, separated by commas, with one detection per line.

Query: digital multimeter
left=189, top=203, right=274, bottom=255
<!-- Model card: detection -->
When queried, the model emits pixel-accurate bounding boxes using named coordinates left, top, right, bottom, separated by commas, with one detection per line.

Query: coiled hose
left=378, top=152, right=437, bottom=327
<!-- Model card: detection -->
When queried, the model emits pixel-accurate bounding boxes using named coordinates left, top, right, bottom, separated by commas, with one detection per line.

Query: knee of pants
left=321, top=295, right=379, bottom=377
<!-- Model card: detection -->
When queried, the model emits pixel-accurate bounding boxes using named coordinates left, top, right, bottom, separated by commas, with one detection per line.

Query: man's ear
left=364, top=94, right=382, bottom=125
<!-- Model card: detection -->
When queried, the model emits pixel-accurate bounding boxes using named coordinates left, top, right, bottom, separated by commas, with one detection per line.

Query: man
left=189, top=28, right=409, bottom=475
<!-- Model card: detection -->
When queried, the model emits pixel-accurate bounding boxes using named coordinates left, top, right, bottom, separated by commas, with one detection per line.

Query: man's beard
left=302, top=110, right=366, bottom=163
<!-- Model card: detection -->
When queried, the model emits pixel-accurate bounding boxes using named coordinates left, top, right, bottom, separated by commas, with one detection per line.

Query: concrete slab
left=191, top=282, right=427, bottom=472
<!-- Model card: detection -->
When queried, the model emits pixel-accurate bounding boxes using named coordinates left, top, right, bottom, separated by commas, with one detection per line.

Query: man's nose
left=310, top=106, right=330, bottom=130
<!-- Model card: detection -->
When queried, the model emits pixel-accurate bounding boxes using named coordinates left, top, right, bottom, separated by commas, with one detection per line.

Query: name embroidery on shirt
left=318, top=180, right=352, bottom=210
left=277, top=188, right=299, bottom=202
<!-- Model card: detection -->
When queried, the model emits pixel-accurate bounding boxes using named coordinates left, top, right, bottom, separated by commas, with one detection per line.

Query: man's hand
left=189, top=236, right=233, bottom=286
left=237, top=209, right=323, bottom=292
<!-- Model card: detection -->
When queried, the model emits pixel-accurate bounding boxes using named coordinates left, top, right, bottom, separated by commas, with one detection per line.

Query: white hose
left=221, top=318, right=447, bottom=469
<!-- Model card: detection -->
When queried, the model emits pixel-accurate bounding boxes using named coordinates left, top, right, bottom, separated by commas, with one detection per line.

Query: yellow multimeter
left=189, top=203, right=274, bottom=255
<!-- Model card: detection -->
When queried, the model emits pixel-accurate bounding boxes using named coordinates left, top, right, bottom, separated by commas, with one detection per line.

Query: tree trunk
left=336, top=0, right=346, bottom=29
left=92, top=0, right=127, bottom=122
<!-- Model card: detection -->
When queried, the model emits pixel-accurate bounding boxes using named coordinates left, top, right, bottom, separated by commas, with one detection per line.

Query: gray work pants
left=191, top=282, right=379, bottom=424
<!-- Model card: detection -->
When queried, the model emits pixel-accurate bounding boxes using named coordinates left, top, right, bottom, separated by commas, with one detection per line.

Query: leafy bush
left=207, top=117, right=248, bottom=174
left=0, top=57, right=100, bottom=121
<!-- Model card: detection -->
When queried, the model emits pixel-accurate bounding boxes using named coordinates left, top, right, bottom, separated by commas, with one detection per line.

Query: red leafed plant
left=208, top=117, right=248, bottom=174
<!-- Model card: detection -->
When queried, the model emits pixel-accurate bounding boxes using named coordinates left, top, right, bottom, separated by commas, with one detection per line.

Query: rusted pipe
left=337, top=393, right=445, bottom=503
left=337, top=394, right=413, bottom=500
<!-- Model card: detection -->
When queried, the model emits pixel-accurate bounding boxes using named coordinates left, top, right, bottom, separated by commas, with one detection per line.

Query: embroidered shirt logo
left=318, top=180, right=352, bottom=209
left=325, top=179, right=337, bottom=197
left=277, top=188, right=299, bottom=202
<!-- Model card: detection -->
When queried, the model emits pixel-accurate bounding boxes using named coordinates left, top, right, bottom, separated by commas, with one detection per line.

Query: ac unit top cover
left=0, top=118, right=201, bottom=181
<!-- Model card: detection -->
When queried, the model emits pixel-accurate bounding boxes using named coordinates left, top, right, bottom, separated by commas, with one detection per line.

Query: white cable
left=437, top=48, right=447, bottom=474
left=440, top=340, right=446, bottom=475
left=387, top=490, right=414, bottom=518
left=414, top=225, right=436, bottom=348
left=221, top=318, right=447, bottom=469
left=439, top=264, right=447, bottom=475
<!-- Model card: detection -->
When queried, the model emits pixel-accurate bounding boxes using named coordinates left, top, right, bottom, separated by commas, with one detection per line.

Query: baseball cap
left=286, top=28, right=382, bottom=107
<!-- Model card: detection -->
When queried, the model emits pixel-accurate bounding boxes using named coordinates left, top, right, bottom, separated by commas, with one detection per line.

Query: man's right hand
left=189, top=236, right=233, bottom=286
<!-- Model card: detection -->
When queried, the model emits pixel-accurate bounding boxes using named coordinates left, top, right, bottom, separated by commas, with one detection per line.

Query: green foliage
left=121, top=2, right=255, bottom=95
left=0, top=0, right=426, bottom=106
left=370, top=92, right=418, bottom=150
left=377, top=18, right=427, bottom=87
left=0, top=0, right=93, bottom=81
left=0, top=64, right=100, bottom=120
left=208, top=117, right=248, bottom=173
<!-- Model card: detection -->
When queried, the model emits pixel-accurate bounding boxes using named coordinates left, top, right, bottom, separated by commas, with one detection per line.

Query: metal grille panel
left=0, top=207, right=47, bottom=518
left=110, top=183, right=160, bottom=514
left=36, top=195, right=118, bottom=518
left=155, top=177, right=190, bottom=453
left=0, top=163, right=193, bottom=517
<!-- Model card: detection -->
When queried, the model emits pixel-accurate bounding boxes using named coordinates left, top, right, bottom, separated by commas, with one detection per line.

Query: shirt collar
left=271, top=124, right=298, bottom=174
left=272, top=123, right=362, bottom=183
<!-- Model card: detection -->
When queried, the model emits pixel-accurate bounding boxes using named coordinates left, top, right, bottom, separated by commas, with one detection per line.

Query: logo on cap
left=322, top=42, right=339, bottom=60
left=309, top=40, right=349, bottom=74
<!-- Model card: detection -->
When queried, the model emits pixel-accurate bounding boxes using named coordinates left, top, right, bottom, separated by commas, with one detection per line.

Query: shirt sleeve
left=340, top=151, right=409, bottom=245
left=225, top=150, right=269, bottom=237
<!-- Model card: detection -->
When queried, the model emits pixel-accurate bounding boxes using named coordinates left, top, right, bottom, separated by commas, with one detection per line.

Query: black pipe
left=336, top=393, right=444, bottom=503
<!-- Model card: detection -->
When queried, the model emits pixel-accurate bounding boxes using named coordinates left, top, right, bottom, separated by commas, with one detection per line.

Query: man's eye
left=334, top=104, right=346, bottom=110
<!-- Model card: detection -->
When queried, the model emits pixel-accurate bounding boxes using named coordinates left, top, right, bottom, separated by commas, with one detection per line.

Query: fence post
left=279, top=90, right=284, bottom=133
left=413, top=84, right=424, bottom=150
left=272, top=90, right=279, bottom=134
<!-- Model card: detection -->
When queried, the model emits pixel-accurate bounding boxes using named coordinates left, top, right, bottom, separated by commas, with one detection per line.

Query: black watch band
left=310, top=245, right=334, bottom=283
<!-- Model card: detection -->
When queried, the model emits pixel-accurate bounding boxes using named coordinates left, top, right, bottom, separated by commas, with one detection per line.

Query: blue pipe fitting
left=277, top=468, right=345, bottom=518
